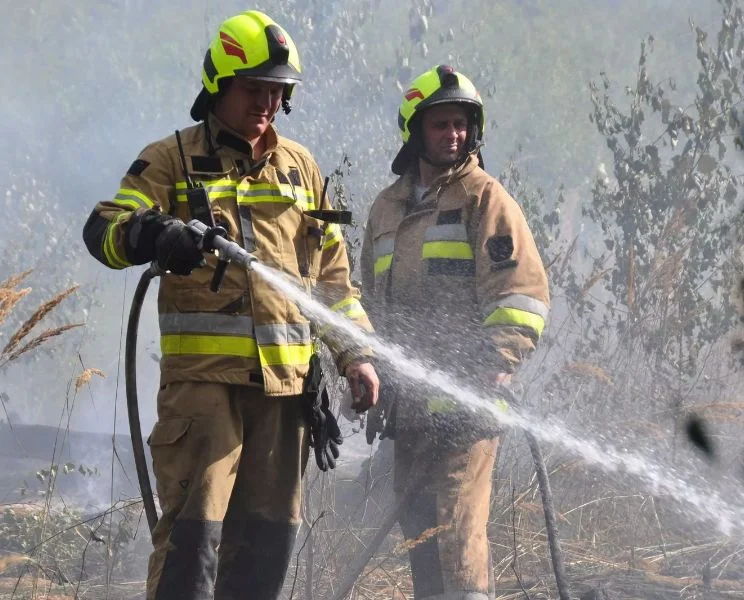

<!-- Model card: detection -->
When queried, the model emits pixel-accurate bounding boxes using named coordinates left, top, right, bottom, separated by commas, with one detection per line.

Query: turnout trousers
left=395, top=429, right=498, bottom=600
left=145, top=381, right=309, bottom=600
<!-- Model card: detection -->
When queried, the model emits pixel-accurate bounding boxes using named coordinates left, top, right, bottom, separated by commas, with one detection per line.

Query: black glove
left=303, top=354, right=343, bottom=471
left=307, top=386, right=343, bottom=471
left=154, top=218, right=205, bottom=275
left=365, top=370, right=397, bottom=445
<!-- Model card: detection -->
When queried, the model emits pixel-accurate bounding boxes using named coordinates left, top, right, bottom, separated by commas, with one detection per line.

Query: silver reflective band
left=255, top=323, right=312, bottom=345
left=424, top=224, right=469, bottom=242
left=374, top=236, right=395, bottom=259
left=159, top=313, right=254, bottom=336
left=482, top=294, right=549, bottom=321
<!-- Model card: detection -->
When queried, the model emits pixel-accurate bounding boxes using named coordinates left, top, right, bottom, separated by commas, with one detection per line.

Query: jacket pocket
left=147, top=417, right=192, bottom=447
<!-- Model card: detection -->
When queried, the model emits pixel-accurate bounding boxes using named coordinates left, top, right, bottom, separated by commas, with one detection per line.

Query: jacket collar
left=390, top=153, right=480, bottom=204
left=206, top=112, right=279, bottom=160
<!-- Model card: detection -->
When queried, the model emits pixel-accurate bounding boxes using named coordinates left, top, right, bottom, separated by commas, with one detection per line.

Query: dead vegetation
left=0, top=271, right=82, bottom=371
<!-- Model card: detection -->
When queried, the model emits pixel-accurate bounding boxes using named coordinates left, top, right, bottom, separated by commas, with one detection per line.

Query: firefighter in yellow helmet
left=83, top=10, right=378, bottom=600
left=361, top=66, right=549, bottom=599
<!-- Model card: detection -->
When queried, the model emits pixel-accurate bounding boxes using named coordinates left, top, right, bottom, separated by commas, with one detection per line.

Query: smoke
left=0, top=0, right=725, bottom=459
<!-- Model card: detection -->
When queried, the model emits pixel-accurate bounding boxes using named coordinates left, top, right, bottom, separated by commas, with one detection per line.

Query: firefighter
left=361, top=65, right=549, bottom=599
left=83, top=10, right=378, bottom=600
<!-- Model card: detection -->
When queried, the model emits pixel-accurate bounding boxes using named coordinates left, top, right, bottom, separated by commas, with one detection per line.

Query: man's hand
left=344, top=360, right=379, bottom=413
left=495, top=373, right=512, bottom=385
left=155, top=218, right=205, bottom=275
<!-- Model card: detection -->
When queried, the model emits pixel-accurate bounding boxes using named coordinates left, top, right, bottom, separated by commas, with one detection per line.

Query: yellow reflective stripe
left=331, top=297, right=367, bottom=320
left=237, top=182, right=314, bottom=210
left=103, top=214, right=130, bottom=269
left=176, top=179, right=235, bottom=189
left=421, top=241, right=474, bottom=260
left=206, top=190, right=235, bottom=200
left=114, top=188, right=154, bottom=209
left=373, top=254, right=393, bottom=275
left=258, top=344, right=313, bottom=366
left=427, top=395, right=458, bottom=414
left=175, top=180, right=236, bottom=203
left=161, top=334, right=258, bottom=357
left=428, top=395, right=508, bottom=415
left=323, top=223, right=342, bottom=249
left=483, top=307, right=545, bottom=337
left=331, top=297, right=356, bottom=311
left=176, top=181, right=188, bottom=202
left=161, top=334, right=313, bottom=366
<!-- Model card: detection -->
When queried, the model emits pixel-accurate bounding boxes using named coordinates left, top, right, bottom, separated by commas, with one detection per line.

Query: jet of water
left=252, top=260, right=744, bottom=537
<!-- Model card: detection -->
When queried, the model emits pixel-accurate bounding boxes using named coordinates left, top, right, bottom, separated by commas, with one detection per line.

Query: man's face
left=214, top=78, right=284, bottom=141
left=420, top=103, right=469, bottom=165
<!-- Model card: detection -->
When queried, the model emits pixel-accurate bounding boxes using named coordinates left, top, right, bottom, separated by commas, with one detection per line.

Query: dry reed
left=2, top=324, right=83, bottom=364
left=74, top=368, right=106, bottom=391
left=562, top=362, right=613, bottom=385
left=2, top=285, right=79, bottom=356
left=0, top=270, right=32, bottom=328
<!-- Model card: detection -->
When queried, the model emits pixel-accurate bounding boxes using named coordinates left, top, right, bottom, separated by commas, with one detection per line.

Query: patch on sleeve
left=127, top=159, right=150, bottom=176
left=487, top=235, right=517, bottom=271
left=487, top=235, right=514, bottom=262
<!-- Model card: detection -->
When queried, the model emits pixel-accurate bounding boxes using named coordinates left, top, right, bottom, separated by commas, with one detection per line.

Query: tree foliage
left=579, top=0, right=744, bottom=378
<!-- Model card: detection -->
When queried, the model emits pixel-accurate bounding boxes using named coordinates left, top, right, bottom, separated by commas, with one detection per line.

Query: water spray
left=254, top=260, right=744, bottom=536
left=129, top=221, right=570, bottom=596
left=130, top=220, right=744, bottom=599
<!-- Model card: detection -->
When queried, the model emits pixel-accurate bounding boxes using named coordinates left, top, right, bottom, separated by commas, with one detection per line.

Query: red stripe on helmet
left=405, top=88, right=424, bottom=101
left=220, top=32, right=240, bottom=45
left=222, top=43, right=247, bottom=64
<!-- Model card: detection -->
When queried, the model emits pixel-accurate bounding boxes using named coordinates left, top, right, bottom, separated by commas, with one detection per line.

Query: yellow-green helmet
left=191, top=10, right=302, bottom=121
left=392, top=65, right=484, bottom=175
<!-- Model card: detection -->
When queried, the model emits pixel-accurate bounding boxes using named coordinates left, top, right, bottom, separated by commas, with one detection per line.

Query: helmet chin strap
left=281, top=85, right=292, bottom=114
left=415, top=133, right=466, bottom=170
left=418, top=138, right=484, bottom=172
left=418, top=152, right=462, bottom=170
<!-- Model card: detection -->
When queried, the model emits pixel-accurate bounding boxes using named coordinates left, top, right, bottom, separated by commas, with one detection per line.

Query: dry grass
left=562, top=362, right=613, bottom=385
left=3, top=324, right=83, bottom=365
left=74, top=368, right=106, bottom=392
left=732, top=277, right=744, bottom=361
left=0, top=270, right=32, bottom=328
left=625, top=239, right=635, bottom=313
left=579, top=267, right=613, bottom=300
left=2, top=284, right=79, bottom=356
left=393, top=524, right=451, bottom=554
left=0, top=272, right=82, bottom=368
left=0, top=553, right=32, bottom=575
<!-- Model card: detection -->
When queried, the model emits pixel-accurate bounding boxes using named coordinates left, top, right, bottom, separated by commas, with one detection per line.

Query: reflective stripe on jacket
left=360, top=153, right=549, bottom=372
left=84, top=113, right=372, bottom=394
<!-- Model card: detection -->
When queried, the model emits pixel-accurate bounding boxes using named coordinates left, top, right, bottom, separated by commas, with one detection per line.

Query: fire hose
left=125, top=221, right=256, bottom=535
left=331, top=387, right=572, bottom=600
left=125, top=222, right=572, bottom=598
